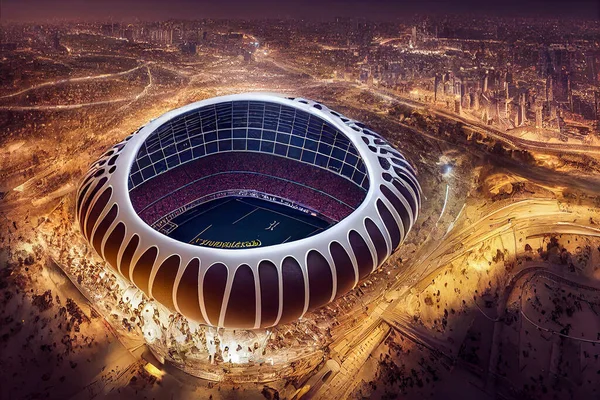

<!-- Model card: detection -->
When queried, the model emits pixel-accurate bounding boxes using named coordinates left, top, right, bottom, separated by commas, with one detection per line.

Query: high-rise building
left=471, top=92, right=479, bottom=110
left=454, top=97, right=462, bottom=114
left=124, top=29, right=134, bottom=42
left=586, top=54, right=597, bottom=83
left=546, top=75, right=556, bottom=119
left=535, top=101, right=543, bottom=129
left=546, top=75, right=553, bottom=103
left=498, top=97, right=508, bottom=120
left=482, top=71, right=489, bottom=93
left=517, top=93, right=527, bottom=126
left=567, top=73, right=573, bottom=113
left=462, top=93, right=470, bottom=110
left=52, top=32, right=60, bottom=50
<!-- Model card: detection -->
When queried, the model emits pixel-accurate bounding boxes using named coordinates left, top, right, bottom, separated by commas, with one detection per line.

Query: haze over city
left=3, top=0, right=600, bottom=20
left=1, top=1, right=600, bottom=399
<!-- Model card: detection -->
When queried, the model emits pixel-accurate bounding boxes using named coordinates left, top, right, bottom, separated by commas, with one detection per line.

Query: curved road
left=0, top=63, right=147, bottom=99
left=0, top=65, right=153, bottom=111
left=519, top=269, right=600, bottom=344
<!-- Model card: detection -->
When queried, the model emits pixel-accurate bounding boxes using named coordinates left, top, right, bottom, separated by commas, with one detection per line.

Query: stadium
left=76, top=93, right=421, bottom=330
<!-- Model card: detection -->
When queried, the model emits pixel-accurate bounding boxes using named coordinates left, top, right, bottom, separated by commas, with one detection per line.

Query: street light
left=441, top=164, right=453, bottom=177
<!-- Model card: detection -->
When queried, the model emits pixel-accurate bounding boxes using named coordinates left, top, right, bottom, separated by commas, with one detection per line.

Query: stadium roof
left=76, top=93, right=421, bottom=329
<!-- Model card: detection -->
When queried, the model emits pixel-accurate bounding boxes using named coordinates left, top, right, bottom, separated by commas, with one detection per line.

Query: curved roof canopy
left=76, top=93, right=421, bottom=329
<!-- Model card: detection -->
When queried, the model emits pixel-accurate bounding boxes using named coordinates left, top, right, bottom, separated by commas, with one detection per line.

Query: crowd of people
left=0, top=190, right=386, bottom=387
left=130, top=152, right=367, bottom=224
left=39, top=208, right=329, bottom=372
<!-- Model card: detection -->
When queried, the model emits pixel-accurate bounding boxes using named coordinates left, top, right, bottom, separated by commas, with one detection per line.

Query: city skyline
left=2, top=0, right=600, bottom=22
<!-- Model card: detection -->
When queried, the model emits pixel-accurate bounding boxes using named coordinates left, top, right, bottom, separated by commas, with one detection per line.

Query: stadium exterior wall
left=76, top=93, right=421, bottom=329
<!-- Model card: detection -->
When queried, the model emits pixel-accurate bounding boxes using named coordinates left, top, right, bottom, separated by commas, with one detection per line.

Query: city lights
left=1, top=4, right=599, bottom=399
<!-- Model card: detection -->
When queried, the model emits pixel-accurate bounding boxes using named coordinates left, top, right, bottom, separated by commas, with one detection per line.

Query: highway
left=0, top=98, right=133, bottom=111
left=0, top=63, right=148, bottom=99
left=0, top=65, right=154, bottom=111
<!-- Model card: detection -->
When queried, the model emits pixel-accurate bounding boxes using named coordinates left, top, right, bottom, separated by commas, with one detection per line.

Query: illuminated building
left=76, top=93, right=421, bottom=329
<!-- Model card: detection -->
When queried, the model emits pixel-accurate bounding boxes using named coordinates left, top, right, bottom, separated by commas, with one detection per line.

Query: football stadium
left=76, top=93, right=421, bottom=330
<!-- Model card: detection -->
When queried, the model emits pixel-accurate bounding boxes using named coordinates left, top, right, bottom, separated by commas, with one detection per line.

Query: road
left=312, top=321, right=391, bottom=400
left=0, top=65, right=154, bottom=111
left=114, top=65, right=154, bottom=112
left=518, top=268, right=600, bottom=344
left=0, top=98, right=133, bottom=111
left=309, top=192, right=598, bottom=397
left=0, top=63, right=148, bottom=99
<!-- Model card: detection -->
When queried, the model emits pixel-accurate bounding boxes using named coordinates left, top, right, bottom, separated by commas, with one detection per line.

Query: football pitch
left=167, top=196, right=331, bottom=249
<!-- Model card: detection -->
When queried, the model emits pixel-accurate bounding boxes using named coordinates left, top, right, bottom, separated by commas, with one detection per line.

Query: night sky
left=2, top=0, right=599, bottom=22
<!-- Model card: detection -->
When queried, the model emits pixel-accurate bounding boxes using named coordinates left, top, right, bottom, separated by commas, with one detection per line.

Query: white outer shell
left=77, top=92, right=421, bottom=329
